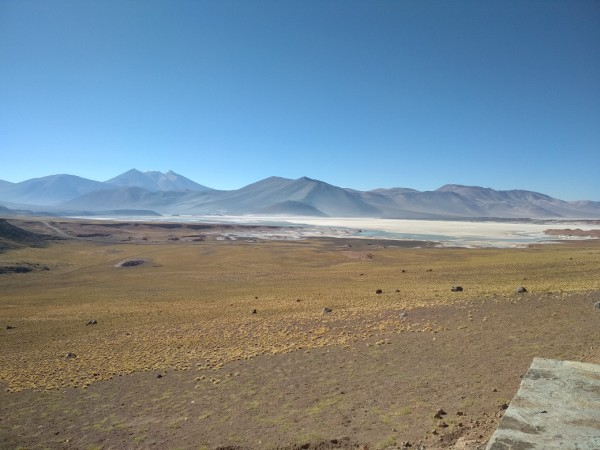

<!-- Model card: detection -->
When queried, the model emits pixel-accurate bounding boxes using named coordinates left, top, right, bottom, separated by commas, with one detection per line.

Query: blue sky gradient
left=1, top=1, right=599, bottom=200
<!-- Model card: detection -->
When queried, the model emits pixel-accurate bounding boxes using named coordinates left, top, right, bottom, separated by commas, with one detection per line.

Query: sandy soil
left=2, top=291, right=600, bottom=449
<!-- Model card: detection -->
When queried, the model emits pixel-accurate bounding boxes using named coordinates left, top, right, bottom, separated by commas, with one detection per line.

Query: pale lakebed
left=73, top=215, right=598, bottom=248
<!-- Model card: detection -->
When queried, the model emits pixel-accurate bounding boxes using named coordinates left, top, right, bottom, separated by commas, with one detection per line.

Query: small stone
left=322, top=307, right=332, bottom=314
left=594, top=301, right=600, bottom=310
left=434, top=408, right=447, bottom=419
left=251, top=309, right=257, bottom=314
left=6, top=325, right=15, bottom=330
left=438, top=420, right=448, bottom=428
left=451, top=286, right=463, bottom=292
left=375, top=289, right=383, bottom=294
left=499, top=402, right=509, bottom=410
left=456, top=411, right=464, bottom=416
left=65, top=352, right=76, bottom=360
left=156, top=373, right=163, bottom=379
left=515, top=286, right=527, bottom=294
left=86, top=320, right=97, bottom=326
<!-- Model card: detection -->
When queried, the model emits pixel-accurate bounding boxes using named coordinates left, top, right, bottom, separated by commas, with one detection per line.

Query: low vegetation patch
left=1, top=225, right=599, bottom=393
left=0, top=262, right=49, bottom=274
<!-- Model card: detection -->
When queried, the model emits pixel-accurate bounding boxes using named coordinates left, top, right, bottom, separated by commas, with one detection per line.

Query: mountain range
left=0, top=169, right=599, bottom=219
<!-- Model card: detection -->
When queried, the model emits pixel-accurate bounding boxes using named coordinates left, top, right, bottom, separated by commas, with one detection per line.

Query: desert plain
left=1, top=218, right=600, bottom=449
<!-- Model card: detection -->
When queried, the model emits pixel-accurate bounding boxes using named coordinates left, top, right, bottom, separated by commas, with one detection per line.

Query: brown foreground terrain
left=1, top=218, right=600, bottom=449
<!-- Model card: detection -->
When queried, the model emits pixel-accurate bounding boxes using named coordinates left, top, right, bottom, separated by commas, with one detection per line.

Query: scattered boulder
left=594, top=301, right=600, bottom=310
left=515, top=286, right=528, bottom=294
left=451, top=286, right=463, bottom=292
left=375, top=289, right=383, bottom=294
left=322, top=307, right=332, bottom=314
left=116, top=259, right=145, bottom=268
left=6, top=325, right=15, bottom=330
left=434, top=408, right=447, bottom=419
left=86, top=320, right=98, bottom=326
left=65, top=352, right=77, bottom=360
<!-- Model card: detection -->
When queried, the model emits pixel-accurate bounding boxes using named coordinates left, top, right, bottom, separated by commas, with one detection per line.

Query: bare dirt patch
left=544, top=228, right=600, bottom=238
left=2, top=292, right=599, bottom=449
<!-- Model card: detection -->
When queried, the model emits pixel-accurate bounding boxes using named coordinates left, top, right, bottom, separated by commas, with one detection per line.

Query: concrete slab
left=486, top=358, right=600, bottom=449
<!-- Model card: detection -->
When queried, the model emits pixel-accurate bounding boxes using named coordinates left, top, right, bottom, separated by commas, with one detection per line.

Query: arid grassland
left=1, top=219, right=600, bottom=449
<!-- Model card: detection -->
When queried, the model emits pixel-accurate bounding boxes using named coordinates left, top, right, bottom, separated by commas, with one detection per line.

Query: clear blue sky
left=1, top=1, right=599, bottom=200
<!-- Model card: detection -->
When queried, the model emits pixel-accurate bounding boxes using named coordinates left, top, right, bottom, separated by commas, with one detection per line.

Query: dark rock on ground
left=451, top=286, right=463, bottom=292
left=120, top=260, right=145, bottom=267
left=375, top=289, right=383, bottom=294
left=434, top=408, right=447, bottom=419
left=515, top=286, right=528, bottom=294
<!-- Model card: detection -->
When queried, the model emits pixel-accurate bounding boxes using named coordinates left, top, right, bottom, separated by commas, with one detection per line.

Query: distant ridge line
left=0, top=170, right=599, bottom=219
